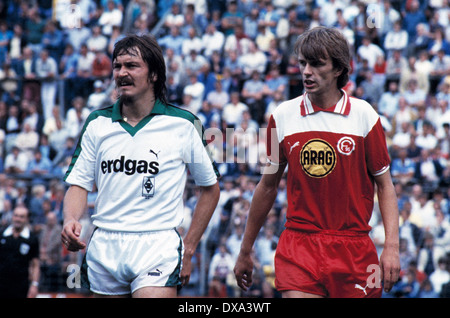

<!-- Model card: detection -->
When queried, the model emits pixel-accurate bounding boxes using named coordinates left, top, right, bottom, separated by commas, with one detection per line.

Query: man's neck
left=308, top=89, right=343, bottom=110
left=12, top=226, right=24, bottom=238
left=121, top=95, right=157, bottom=125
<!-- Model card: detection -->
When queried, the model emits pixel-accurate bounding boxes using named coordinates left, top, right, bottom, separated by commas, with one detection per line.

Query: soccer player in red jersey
left=234, top=27, right=400, bottom=298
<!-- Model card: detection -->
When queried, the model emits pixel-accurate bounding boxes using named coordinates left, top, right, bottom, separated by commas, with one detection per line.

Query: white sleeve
left=64, top=123, right=96, bottom=191
left=184, top=122, right=218, bottom=187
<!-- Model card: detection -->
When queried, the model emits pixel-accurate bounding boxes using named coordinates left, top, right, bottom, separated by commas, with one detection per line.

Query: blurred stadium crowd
left=0, top=0, right=449, bottom=298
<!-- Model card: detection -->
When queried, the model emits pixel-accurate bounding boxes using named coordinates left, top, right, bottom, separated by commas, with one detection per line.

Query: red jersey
left=267, top=90, right=390, bottom=233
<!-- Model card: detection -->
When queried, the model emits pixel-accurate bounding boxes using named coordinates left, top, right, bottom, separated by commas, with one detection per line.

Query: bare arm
left=180, top=182, right=220, bottom=286
left=374, top=171, right=400, bottom=292
left=27, top=258, right=40, bottom=298
left=234, top=163, right=286, bottom=290
left=61, top=185, right=88, bottom=252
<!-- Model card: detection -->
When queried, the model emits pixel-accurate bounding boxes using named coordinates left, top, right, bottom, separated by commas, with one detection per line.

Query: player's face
left=298, top=53, right=340, bottom=96
left=113, top=48, right=153, bottom=101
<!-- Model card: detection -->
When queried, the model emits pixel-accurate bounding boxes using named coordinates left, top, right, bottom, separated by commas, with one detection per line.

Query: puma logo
left=355, top=283, right=369, bottom=295
left=288, top=141, right=300, bottom=154
left=150, top=149, right=160, bottom=159
left=148, top=269, right=162, bottom=276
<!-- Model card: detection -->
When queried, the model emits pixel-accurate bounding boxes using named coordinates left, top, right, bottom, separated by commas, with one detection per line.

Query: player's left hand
left=379, top=246, right=400, bottom=292
left=180, top=254, right=192, bottom=287
left=234, top=251, right=254, bottom=291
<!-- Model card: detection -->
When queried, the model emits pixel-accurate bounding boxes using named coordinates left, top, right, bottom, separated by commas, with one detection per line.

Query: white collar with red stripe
left=300, top=89, right=351, bottom=117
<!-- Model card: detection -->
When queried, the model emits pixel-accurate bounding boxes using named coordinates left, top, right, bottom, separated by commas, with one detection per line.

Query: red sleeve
left=365, top=118, right=391, bottom=176
left=266, top=115, right=287, bottom=165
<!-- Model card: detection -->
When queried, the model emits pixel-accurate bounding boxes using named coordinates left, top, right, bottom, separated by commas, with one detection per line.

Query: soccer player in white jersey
left=234, top=27, right=400, bottom=298
left=61, top=34, right=220, bottom=298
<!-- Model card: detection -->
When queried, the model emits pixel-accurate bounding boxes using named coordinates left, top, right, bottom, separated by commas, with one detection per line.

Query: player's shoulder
left=160, top=103, right=206, bottom=132
left=75, top=105, right=114, bottom=137
left=348, top=95, right=379, bottom=117
left=86, top=104, right=114, bottom=122
left=347, top=96, right=381, bottom=132
left=348, top=95, right=374, bottom=108
left=163, top=103, right=199, bottom=123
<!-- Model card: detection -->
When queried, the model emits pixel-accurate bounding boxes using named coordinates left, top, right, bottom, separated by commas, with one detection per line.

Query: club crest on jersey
left=337, top=136, right=355, bottom=156
left=142, top=176, right=155, bottom=199
left=20, top=243, right=30, bottom=255
left=300, top=139, right=336, bottom=178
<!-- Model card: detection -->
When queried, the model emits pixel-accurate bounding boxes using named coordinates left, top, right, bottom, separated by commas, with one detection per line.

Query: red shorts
left=275, top=229, right=382, bottom=298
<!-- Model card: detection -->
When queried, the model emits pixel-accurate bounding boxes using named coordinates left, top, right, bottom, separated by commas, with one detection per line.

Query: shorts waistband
left=285, top=228, right=369, bottom=237
left=95, top=227, right=178, bottom=236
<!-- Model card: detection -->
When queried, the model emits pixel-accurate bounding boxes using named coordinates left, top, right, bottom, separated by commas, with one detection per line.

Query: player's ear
left=150, top=73, right=158, bottom=82
left=334, top=67, right=343, bottom=78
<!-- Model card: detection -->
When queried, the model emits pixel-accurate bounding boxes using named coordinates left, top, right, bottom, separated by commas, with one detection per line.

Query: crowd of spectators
left=0, top=0, right=449, bottom=298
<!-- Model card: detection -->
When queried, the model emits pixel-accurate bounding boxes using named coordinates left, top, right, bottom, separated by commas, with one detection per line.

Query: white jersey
left=64, top=100, right=219, bottom=232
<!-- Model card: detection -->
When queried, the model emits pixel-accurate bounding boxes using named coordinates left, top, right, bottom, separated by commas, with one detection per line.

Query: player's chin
left=117, top=87, right=135, bottom=97
left=117, top=86, right=133, bottom=94
left=120, top=94, right=136, bottom=104
left=303, top=84, right=317, bottom=93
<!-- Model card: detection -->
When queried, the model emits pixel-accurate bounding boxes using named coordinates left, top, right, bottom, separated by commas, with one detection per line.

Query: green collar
left=112, top=98, right=167, bottom=136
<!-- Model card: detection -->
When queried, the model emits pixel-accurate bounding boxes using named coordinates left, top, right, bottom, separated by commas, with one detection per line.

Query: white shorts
left=84, top=228, right=183, bottom=295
